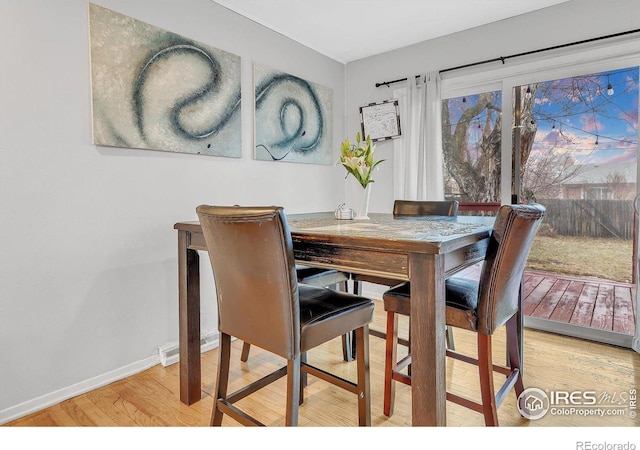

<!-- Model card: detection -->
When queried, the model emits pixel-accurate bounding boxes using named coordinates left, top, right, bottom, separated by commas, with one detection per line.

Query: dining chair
left=351, top=200, right=459, bottom=348
left=381, top=203, right=546, bottom=425
left=196, top=205, right=374, bottom=426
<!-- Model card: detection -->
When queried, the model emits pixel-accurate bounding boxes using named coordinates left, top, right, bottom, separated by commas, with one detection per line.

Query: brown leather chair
left=196, top=205, right=374, bottom=426
left=352, top=200, right=459, bottom=347
left=381, top=203, right=546, bottom=425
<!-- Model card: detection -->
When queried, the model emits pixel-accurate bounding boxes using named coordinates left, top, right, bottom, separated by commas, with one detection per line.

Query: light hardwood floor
left=4, top=301, right=639, bottom=428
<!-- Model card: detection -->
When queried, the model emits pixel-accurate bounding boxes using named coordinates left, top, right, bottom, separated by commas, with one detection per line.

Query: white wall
left=0, top=0, right=346, bottom=421
left=345, top=0, right=640, bottom=213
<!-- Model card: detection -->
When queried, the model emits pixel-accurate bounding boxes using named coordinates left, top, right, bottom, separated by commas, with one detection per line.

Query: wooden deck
left=456, top=265, right=637, bottom=348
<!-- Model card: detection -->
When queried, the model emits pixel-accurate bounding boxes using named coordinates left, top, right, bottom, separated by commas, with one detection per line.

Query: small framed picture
left=359, top=99, right=401, bottom=142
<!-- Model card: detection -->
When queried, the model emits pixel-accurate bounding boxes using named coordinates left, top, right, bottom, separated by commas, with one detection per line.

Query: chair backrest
left=476, top=204, right=546, bottom=335
left=457, top=201, right=501, bottom=217
left=393, top=200, right=459, bottom=216
left=196, top=205, right=300, bottom=360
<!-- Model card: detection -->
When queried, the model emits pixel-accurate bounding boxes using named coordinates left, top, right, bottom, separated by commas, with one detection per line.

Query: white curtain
left=393, top=71, right=444, bottom=201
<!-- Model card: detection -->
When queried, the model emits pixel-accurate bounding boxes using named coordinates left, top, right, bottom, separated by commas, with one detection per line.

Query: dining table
left=173, top=211, right=494, bottom=426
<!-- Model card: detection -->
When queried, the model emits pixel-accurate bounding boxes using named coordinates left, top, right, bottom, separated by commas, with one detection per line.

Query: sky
left=531, top=67, right=639, bottom=165
left=444, top=67, right=639, bottom=168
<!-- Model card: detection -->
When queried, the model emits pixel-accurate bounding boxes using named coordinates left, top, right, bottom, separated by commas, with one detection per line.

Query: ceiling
left=212, top=0, right=570, bottom=63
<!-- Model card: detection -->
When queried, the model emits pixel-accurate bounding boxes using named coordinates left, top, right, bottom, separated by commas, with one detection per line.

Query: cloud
left=602, top=149, right=637, bottom=164
left=580, top=114, right=603, bottom=133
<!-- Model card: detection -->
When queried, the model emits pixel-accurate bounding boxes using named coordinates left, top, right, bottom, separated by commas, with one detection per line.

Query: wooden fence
left=537, top=198, right=635, bottom=240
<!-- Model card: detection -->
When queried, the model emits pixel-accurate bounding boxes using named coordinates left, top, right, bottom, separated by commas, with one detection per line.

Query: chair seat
left=442, top=277, right=479, bottom=310
left=383, top=279, right=479, bottom=332
left=299, top=284, right=374, bottom=352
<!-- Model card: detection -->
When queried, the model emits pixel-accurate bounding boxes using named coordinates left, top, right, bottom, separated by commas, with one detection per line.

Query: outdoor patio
left=456, top=265, right=636, bottom=348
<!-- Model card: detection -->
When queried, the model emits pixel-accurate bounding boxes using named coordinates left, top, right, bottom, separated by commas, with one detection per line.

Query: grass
left=526, top=235, right=634, bottom=283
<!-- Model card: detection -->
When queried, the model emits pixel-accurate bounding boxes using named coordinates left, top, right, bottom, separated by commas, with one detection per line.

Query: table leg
left=178, top=230, right=201, bottom=405
left=409, top=252, right=446, bottom=426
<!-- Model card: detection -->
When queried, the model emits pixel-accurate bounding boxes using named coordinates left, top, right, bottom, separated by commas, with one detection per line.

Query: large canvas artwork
left=88, top=3, right=241, bottom=157
left=254, top=63, right=333, bottom=165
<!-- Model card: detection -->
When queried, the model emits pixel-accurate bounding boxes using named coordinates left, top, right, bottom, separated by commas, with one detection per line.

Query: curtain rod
left=375, top=28, right=640, bottom=88
left=375, top=74, right=422, bottom=88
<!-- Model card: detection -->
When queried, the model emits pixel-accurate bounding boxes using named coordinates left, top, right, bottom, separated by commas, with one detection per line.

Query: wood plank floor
left=457, top=265, right=637, bottom=337
left=4, top=303, right=639, bottom=429
left=524, top=270, right=636, bottom=334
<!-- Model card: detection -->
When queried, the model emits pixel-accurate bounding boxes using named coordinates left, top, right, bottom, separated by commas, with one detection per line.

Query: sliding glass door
left=442, top=58, right=639, bottom=348
left=511, top=67, right=638, bottom=283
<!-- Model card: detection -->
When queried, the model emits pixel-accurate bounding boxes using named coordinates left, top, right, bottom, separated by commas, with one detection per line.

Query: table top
left=175, top=211, right=495, bottom=255
left=287, top=212, right=494, bottom=254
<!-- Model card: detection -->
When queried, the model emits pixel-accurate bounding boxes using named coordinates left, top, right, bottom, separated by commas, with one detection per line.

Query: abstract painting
left=88, top=3, right=241, bottom=157
left=254, top=63, right=333, bottom=165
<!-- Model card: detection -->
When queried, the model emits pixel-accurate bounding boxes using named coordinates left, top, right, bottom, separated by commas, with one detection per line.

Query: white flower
left=339, top=133, right=385, bottom=188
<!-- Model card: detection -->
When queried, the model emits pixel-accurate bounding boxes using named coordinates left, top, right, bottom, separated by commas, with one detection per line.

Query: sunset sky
left=532, top=67, right=639, bottom=165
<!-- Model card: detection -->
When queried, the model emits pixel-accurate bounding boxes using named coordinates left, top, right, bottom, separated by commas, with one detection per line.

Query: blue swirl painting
left=88, top=3, right=241, bottom=157
left=254, top=63, right=333, bottom=165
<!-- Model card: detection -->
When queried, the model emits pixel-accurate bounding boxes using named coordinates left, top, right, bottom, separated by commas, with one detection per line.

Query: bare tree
left=442, top=88, right=537, bottom=202
left=604, top=171, right=635, bottom=200
left=521, top=148, right=584, bottom=201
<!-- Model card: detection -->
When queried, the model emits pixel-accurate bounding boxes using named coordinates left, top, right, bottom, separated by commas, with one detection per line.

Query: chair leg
left=211, top=333, right=231, bottom=426
left=353, top=280, right=362, bottom=295
left=477, top=334, right=499, bottom=426
left=338, top=280, right=355, bottom=362
left=285, top=357, right=301, bottom=426
left=240, top=341, right=251, bottom=362
left=355, top=325, right=371, bottom=426
left=445, top=326, right=455, bottom=350
left=351, top=329, right=357, bottom=358
left=341, top=333, right=354, bottom=361
left=299, top=352, right=307, bottom=405
left=517, top=283, right=525, bottom=373
left=506, top=315, right=525, bottom=398
left=407, top=319, right=412, bottom=377
left=383, top=311, right=399, bottom=417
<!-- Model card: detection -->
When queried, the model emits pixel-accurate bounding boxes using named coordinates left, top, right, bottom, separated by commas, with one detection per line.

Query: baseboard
left=0, top=354, right=159, bottom=425
left=0, top=330, right=221, bottom=425
left=158, top=330, right=219, bottom=367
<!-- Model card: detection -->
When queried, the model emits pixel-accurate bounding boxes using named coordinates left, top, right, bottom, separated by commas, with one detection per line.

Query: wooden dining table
left=174, top=211, right=494, bottom=426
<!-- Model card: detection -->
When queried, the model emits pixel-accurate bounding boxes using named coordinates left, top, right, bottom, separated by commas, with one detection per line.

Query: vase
left=350, top=181, right=371, bottom=220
